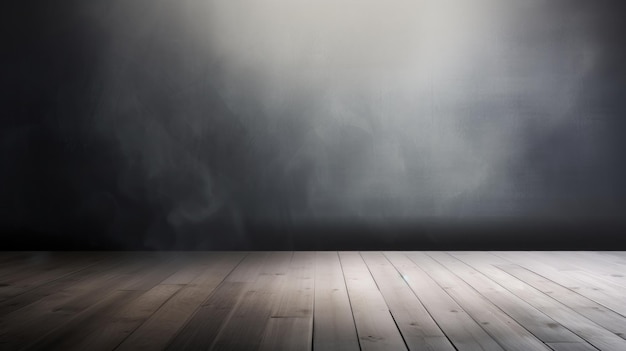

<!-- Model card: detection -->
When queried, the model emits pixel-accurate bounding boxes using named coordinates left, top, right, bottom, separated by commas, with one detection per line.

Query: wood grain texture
left=429, top=252, right=585, bottom=344
left=339, top=251, right=407, bottom=351
left=361, top=252, right=455, bottom=351
left=385, top=251, right=504, bottom=351
left=313, top=251, right=360, bottom=351
left=258, top=251, right=315, bottom=351
left=115, top=252, right=246, bottom=351
left=408, top=252, right=549, bottom=351
left=209, top=251, right=294, bottom=351
left=0, top=251, right=625, bottom=351
left=460, top=252, right=626, bottom=351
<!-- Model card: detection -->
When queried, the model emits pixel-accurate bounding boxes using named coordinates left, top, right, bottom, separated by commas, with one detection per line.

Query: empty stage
left=1, top=251, right=626, bottom=350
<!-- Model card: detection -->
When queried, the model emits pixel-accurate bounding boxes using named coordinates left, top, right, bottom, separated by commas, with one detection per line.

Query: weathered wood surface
left=0, top=251, right=624, bottom=350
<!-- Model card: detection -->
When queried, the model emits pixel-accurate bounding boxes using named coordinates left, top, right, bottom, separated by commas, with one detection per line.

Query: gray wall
left=2, top=0, right=625, bottom=248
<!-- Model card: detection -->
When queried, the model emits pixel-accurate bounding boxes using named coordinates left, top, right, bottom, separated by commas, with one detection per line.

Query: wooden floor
left=1, top=252, right=626, bottom=350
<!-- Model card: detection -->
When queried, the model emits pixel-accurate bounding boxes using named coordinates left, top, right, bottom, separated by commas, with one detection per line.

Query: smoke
left=89, top=0, right=625, bottom=239
left=3, top=0, right=625, bottom=248
left=183, top=0, right=614, bottom=221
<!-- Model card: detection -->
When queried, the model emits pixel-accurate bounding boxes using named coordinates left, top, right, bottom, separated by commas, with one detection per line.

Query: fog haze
left=2, top=0, right=625, bottom=248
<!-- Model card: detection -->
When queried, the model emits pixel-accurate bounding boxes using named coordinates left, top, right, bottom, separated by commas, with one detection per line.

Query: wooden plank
left=158, top=252, right=211, bottom=285
left=0, top=252, right=106, bottom=301
left=456, top=252, right=626, bottom=351
left=49, top=253, right=176, bottom=312
left=494, top=262, right=626, bottom=339
left=385, top=252, right=503, bottom=351
left=0, top=253, right=154, bottom=349
left=0, top=252, right=32, bottom=265
left=166, top=282, right=247, bottom=350
left=496, top=251, right=626, bottom=317
left=599, top=251, right=626, bottom=264
left=258, top=251, right=316, bottom=351
left=223, top=251, right=274, bottom=283
left=166, top=252, right=272, bottom=350
left=553, top=252, right=626, bottom=288
left=25, top=253, right=188, bottom=350
left=546, top=342, right=598, bottom=351
left=115, top=252, right=246, bottom=351
left=313, top=251, right=360, bottom=351
left=408, top=252, right=550, bottom=351
left=338, top=251, right=407, bottom=351
left=542, top=252, right=626, bottom=297
left=209, top=252, right=294, bottom=351
left=118, top=252, right=187, bottom=291
left=268, top=252, right=315, bottom=318
left=0, top=252, right=60, bottom=280
left=361, top=252, right=455, bottom=351
left=69, top=284, right=183, bottom=351
left=1, top=251, right=626, bottom=350
left=427, top=252, right=584, bottom=344
left=22, top=289, right=145, bottom=350
left=0, top=253, right=127, bottom=315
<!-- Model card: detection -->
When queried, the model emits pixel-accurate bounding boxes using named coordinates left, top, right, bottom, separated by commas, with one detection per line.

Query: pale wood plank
left=0, top=253, right=156, bottom=349
left=313, top=251, right=360, bottom=351
left=71, top=284, right=183, bottom=351
left=209, top=252, right=294, bottom=351
left=258, top=251, right=316, bottom=351
left=408, top=252, right=550, bottom=351
left=541, top=252, right=626, bottom=296
left=26, top=253, right=188, bottom=350
left=599, top=251, right=626, bottom=264
left=0, top=252, right=106, bottom=301
left=118, top=252, right=187, bottom=291
left=361, top=252, right=455, bottom=351
left=556, top=252, right=626, bottom=286
left=0, top=253, right=127, bottom=315
left=22, top=289, right=145, bottom=351
left=429, top=252, right=584, bottom=343
left=0, top=252, right=32, bottom=265
left=166, top=282, right=247, bottom=350
left=1, top=251, right=625, bottom=351
left=167, top=252, right=274, bottom=350
left=338, top=251, right=408, bottom=351
left=457, top=252, right=626, bottom=351
left=220, top=251, right=274, bottom=283
left=159, top=252, right=212, bottom=285
left=546, top=342, right=598, bottom=351
left=116, top=252, right=246, bottom=351
left=260, top=318, right=312, bottom=351
left=385, top=252, right=503, bottom=351
left=0, top=252, right=61, bottom=280
left=495, top=262, right=626, bottom=339
left=497, top=251, right=626, bottom=317
left=268, top=252, right=315, bottom=318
